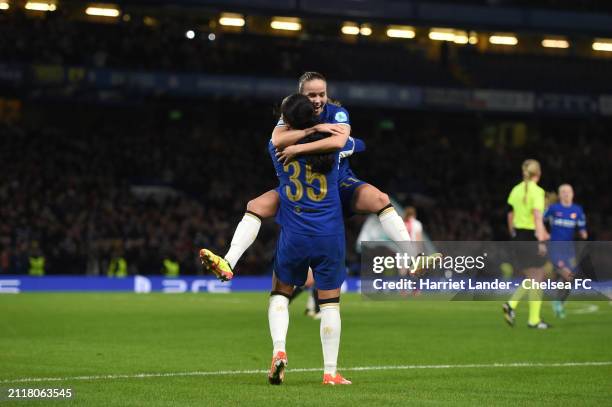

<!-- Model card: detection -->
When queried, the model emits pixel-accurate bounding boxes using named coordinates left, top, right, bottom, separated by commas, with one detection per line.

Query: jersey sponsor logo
left=300, top=207, right=322, bottom=213
left=334, top=111, right=348, bottom=123
left=552, top=218, right=577, bottom=228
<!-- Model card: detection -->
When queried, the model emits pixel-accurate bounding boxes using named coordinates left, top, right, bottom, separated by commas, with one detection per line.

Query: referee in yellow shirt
left=503, top=159, right=551, bottom=329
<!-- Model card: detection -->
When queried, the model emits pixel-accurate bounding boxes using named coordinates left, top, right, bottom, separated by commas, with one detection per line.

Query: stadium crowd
left=0, top=12, right=454, bottom=87
left=2, top=11, right=612, bottom=92
left=1, top=100, right=610, bottom=276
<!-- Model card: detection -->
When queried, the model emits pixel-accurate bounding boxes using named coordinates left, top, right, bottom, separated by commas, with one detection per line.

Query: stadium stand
left=2, top=13, right=612, bottom=92
left=1, top=100, right=610, bottom=276
left=457, top=48, right=612, bottom=93
left=1, top=4, right=611, bottom=276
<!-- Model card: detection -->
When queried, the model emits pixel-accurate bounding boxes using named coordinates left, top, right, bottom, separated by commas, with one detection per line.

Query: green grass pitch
left=1, top=293, right=611, bottom=406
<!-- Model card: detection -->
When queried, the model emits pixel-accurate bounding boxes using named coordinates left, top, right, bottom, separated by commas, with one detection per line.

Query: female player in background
left=200, top=72, right=411, bottom=280
left=503, top=159, right=551, bottom=329
left=545, top=183, right=587, bottom=318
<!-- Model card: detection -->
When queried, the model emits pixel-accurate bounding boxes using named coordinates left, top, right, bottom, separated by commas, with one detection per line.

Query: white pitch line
left=1, top=361, right=611, bottom=384
left=568, top=304, right=599, bottom=315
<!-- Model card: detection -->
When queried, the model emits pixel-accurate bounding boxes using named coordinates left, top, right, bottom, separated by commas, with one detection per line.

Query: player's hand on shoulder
left=276, top=145, right=302, bottom=165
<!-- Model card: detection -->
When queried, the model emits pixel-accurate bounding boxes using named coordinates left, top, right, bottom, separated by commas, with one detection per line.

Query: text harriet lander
left=371, top=278, right=592, bottom=291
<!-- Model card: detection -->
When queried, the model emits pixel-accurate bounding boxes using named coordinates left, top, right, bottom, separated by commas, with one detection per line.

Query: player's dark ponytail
left=280, top=94, right=334, bottom=174
left=280, top=94, right=318, bottom=129
left=302, top=132, right=335, bottom=174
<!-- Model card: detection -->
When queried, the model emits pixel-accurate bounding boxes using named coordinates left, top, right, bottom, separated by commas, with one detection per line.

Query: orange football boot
left=268, top=351, right=288, bottom=385
left=322, top=372, right=352, bottom=385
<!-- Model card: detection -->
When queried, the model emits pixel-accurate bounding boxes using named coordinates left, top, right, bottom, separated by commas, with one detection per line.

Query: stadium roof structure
left=105, top=0, right=612, bottom=35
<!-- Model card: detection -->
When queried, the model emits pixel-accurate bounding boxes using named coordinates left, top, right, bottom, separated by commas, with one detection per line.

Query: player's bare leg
left=353, top=184, right=410, bottom=243
left=352, top=183, right=441, bottom=272
left=225, top=189, right=279, bottom=268
left=318, top=288, right=351, bottom=385
left=301, top=269, right=321, bottom=318
left=352, top=183, right=413, bottom=250
left=200, top=190, right=279, bottom=278
left=268, top=275, right=293, bottom=385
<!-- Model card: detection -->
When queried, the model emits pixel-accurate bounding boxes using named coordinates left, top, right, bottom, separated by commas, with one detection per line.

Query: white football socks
left=224, top=213, right=261, bottom=269
left=378, top=206, right=411, bottom=242
left=268, top=295, right=289, bottom=355
left=320, top=303, right=341, bottom=375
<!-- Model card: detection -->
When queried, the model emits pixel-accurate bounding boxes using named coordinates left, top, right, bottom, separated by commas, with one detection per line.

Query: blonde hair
left=522, top=159, right=541, bottom=203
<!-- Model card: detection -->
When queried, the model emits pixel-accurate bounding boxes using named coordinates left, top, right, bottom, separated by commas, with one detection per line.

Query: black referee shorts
left=512, top=229, right=547, bottom=270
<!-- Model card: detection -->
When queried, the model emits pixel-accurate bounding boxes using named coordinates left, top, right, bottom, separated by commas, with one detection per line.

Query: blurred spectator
left=1, top=100, right=610, bottom=275
left=2, top=10, right=612, bottom=92
left=403, top=207, right=423, bottom=242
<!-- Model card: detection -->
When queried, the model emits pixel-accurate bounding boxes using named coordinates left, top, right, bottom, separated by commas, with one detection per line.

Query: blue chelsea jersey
left=338, top=136, right=364, bottom=179
left=545, top=203, right=587, bottom=241
left=339, top=136, right=365, bottom=159
left=268, top=140, right=343, bottom=236
left=319, top=103, right=351, bottom=126
left=275, top=102, right=364, bottom=181
left=319, top=104, right=358, bottom=179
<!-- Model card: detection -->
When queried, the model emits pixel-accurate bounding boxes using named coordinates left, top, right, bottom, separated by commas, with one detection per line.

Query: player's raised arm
left=271, top=124, right=315, bottom=149
left=272, top=122, right=347, bottom=150
left=276, top=127, right=349, bottom=164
